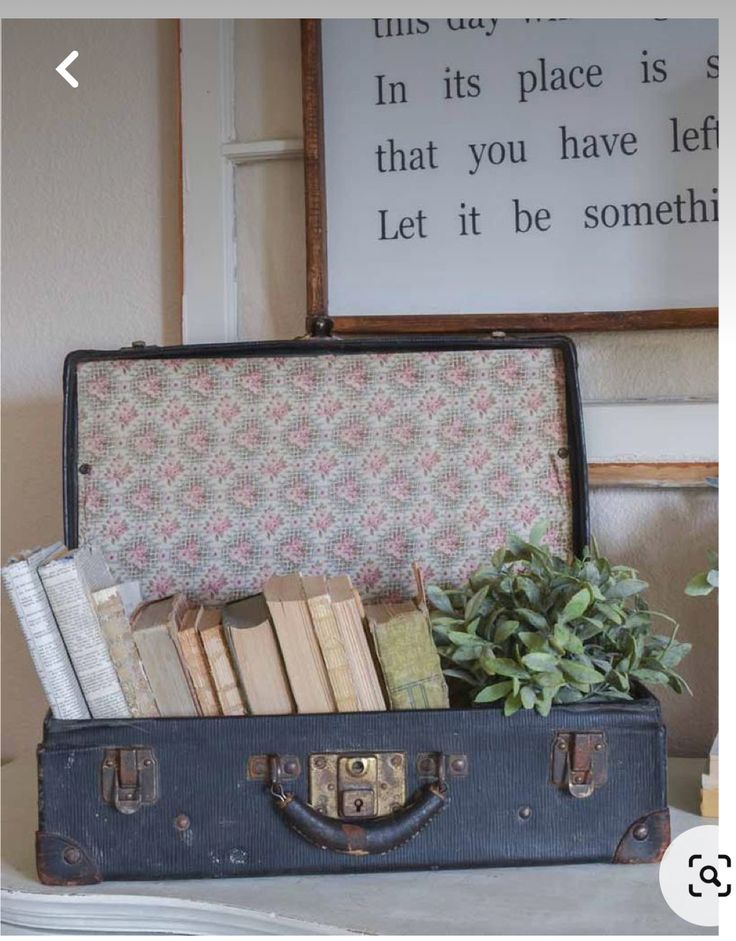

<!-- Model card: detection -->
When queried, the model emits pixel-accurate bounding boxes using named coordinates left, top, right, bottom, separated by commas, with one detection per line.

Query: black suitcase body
left=36, top=335, right=670, bottom=884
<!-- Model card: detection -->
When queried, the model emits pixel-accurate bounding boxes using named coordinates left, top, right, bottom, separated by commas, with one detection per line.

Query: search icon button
left=700, top=865, right=721, bottom=888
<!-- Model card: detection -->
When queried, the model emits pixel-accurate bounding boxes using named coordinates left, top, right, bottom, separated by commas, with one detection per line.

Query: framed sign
left=302, top=18, right=718, bottom=334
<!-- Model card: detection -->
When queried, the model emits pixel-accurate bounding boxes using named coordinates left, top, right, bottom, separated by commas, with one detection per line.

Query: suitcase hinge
left=551, top=732, right=607, bottom=799
left=101, top=747, right=158, bottom=815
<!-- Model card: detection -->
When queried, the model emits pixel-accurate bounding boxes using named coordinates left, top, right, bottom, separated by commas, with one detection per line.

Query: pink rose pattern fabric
left=76, top=348, right=573, bottom=602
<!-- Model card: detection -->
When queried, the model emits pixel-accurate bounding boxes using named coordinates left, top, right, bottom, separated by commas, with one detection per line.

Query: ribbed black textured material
left=37, top=694, right=667, bottom=882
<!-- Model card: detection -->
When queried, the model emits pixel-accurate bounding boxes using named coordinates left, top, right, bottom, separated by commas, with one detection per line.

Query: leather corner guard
left=36, top=831, right=102, bottom=885
left=613, top=808, right=671, bottom=864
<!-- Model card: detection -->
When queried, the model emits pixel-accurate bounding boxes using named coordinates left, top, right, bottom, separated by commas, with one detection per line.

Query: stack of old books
left=3, top=545, right=448, bottom=720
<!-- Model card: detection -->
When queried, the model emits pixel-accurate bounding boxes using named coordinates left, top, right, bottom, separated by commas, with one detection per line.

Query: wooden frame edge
left=301, top=19, right=328, bottom=327
left=588, top=462, right=718, bottom=488
left=301, top=19, right=718, bottom=334
left=330, top=310, right=718, bottom=334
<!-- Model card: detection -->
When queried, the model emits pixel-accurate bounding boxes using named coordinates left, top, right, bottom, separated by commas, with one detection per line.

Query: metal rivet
left=143, top=758, right=153, bottom=767
left=633, top=824, right=649, bottom=841
left=573, top=774, right=585, bottom=785
left=390, top=755, right=403, bottom=768
left=417, top=757, right=435, bottom=775
left=103, top=759, right=114, bottom=768
left=595, top=742, right=604, bottom=751
left=282, top=759, right=298, bottom=776
left=349, top=759, right=367, bottom=776
left=450, top=757, right=467, bottom=774
left=314, top=756, right=327, bottom=770
left=63, top=846, right=81, bottom=865
left=557, top=447, right=569, bottom=459
left=327, top=783, right=336, bottom=791
left=174, top=814, right=190, bottom=831
left=557, top=740, right=568, bottom=751
left=518, top=806, right=532, bottom=820
left=390, top=802, right=401, bottom=812
left=78, top=463, right=92, bottom=475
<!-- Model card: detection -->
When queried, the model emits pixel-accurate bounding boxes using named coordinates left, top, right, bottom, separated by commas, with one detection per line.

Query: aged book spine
left=305, top=591, right=359, bottom=712
left=39, top=554, right=130, bottom=718
left=2, top=554, right=90, bottom=720
left=92, top=585, right=159, bottom=718
left=177, top=629, right=221, bottom=716
left=200, top=628, right=246, bottom=716
left=366, top=606, right=449, bottom=710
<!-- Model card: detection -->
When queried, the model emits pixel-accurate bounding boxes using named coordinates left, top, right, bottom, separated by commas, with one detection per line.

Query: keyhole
left=354, top=798, right=364, bottom=812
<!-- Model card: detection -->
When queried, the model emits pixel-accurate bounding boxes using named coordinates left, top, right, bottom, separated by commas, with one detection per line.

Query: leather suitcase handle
left=268, top=755, right=449, bottom=856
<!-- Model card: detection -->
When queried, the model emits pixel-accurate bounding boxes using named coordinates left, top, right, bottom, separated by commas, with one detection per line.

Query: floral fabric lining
left=76, top=348, right=573, bottom=602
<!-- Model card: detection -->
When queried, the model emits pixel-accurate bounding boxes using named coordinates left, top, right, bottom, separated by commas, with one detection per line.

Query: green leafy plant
left=427, top=522, right=691, bottom=717
left=685, top=550, right=718, bottom=597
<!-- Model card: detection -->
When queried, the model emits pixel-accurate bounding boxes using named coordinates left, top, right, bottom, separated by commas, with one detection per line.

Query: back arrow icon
left=56, top=51, right=79, bottom=88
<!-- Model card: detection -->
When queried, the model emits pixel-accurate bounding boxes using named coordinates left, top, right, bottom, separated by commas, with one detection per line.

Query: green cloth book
left=365, top=603, right=449, bottom=710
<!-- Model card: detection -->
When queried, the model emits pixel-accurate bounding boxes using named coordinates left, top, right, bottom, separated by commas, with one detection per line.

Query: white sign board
left=320, top=18, right=718, bottom=319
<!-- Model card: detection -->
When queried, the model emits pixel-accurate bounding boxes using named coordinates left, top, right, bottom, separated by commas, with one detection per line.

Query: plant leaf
left=517, top=608, right=549, bottom=630
left=529, top=520, right=550, bottom=546
left=488, top=658, right=529, bottom=679
left=427, top=585, right=456, bottom=614
left=519, top=631, right=546, bottom=651
left=503, top=692, right=523, bottom=717
left=606, top=578, right=648, bottom=600
left=560, top=588, right=591, bottom=622
left=631, top=667, right=670, bottom=686
left=474, top=681, right=513, bottom=703
left=522, top=652, right=559, bottom=672
left=685, top=572, right=713, bottom=596
left=559, top=660, right=606, bottom=685
left=520, top=685, right=537, bottom=709
left=494, top=619, right=520, bottom=643
left=448, top=631, right=480, bottom=646
left=465, top=584, right=490, bottom=621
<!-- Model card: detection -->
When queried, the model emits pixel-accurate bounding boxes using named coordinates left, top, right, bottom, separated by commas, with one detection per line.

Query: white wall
left=1, top=20, right=182, bottom=760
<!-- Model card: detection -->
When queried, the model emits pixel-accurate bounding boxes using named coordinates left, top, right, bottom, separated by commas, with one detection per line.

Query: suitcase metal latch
left=551, top=732, right=607, bottom=798
left=309, top=753, right=406, bottom=820
left=101, top=747, right=158, bottom=815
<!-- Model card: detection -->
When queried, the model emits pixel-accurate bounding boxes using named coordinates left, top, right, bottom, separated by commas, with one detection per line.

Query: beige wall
left=1, top=20, right=182, bottom=759
left=1, top=19, right=717, bottom=760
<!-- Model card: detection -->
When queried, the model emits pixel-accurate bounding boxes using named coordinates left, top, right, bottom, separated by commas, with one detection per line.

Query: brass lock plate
left=309, top=752, right=406, bottom=819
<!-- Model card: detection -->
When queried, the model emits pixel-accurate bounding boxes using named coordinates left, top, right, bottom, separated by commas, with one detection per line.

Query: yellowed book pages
left=224, top=595, right=294, bottom=715
left=165, top=594, right=202, bottom=715
left=700, top=787, right=719, bottom=818
left=264, top=574, right=335, bottom=714
left=197, top=608, right=246, bottom=715
left=92, top=583, right=159, bottom=718
left=328, top=575, right=386, bottom=712
left=365, top=603, right=450, bottom=710
left=302, top=575, right=359, bottom=712
left=132, top=596, right=198, bottom=717
left=177, top=608, right=221, bottom=716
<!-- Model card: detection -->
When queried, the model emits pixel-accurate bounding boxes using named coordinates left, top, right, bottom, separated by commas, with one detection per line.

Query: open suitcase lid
left=63, top=336, right=589, bottom=603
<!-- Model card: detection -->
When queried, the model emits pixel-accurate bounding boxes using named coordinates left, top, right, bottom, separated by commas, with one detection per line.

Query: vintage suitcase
left=36, top=334, right=670, bottom=885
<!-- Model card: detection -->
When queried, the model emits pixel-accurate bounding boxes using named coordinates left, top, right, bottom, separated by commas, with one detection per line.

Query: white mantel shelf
left=1, top=754, right=715, bottom=935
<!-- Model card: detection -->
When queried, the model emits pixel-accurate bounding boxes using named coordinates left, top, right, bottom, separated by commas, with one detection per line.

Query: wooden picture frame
left=300, top=19, right=718, bottom=337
